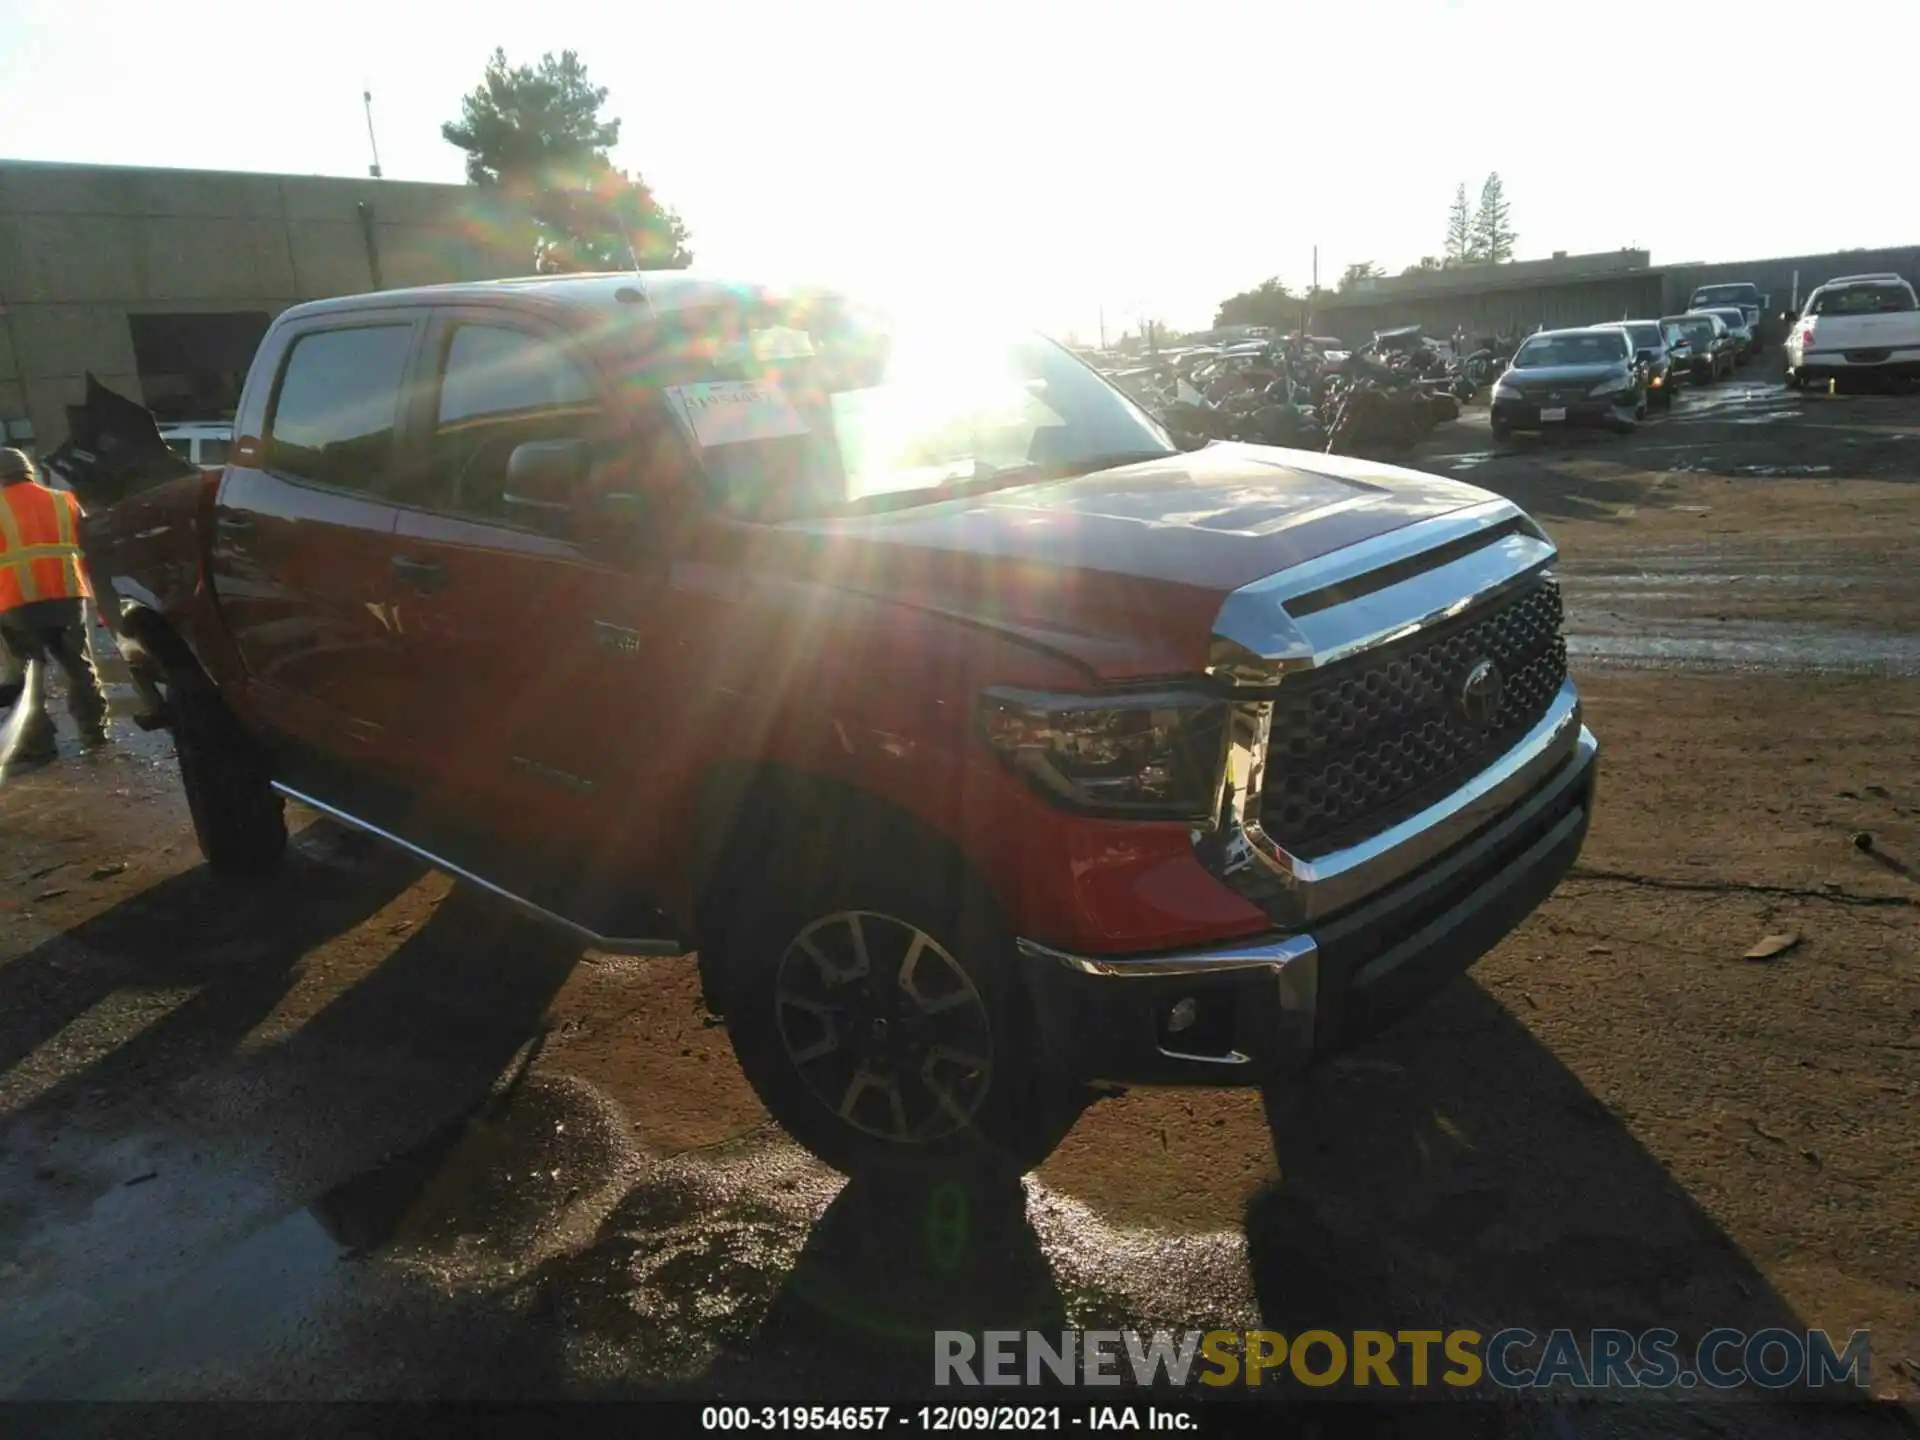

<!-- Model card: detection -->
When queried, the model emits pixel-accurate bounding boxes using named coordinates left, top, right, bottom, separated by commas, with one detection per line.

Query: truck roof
left=275, top=271, right=801, bottom=325
left=1819, top=272, right=1908, bottom=287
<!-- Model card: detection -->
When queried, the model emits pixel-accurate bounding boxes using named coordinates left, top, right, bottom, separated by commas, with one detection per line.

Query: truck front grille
left=1261, top=576, right=1568, bottom=857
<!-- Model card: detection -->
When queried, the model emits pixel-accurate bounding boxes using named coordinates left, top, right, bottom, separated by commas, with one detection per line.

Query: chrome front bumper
left=1017, top=724, right=1598, bottom=1085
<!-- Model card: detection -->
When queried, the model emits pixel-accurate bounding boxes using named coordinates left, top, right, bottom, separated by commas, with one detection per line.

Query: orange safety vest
left=0, top=480, right=93, bottom=615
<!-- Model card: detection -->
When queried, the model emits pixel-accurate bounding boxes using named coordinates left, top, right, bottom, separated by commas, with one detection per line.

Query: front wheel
left=714, top=846, right=1089, bottom=1177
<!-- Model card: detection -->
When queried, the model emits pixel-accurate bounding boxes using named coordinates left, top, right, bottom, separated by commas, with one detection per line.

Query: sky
left=2, top=0, right=1914, bottom=341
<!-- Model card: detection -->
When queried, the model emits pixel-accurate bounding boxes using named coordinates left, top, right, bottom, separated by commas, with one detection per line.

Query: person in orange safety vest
left=0, top=446, right=109, bottom=764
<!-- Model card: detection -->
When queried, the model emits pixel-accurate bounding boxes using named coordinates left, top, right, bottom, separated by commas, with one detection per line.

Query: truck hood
left=749, top=443, right=1502, bottom=680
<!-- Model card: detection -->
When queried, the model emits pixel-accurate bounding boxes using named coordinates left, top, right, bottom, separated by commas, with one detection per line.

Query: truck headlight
left=978, top=687, right=1229, bottom=821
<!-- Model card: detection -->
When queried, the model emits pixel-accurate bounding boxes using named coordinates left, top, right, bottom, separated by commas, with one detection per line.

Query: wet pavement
left=1418, top=365, right=1920, bottom=677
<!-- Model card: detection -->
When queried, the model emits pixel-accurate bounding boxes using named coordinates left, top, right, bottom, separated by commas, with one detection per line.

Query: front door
left=383, top=310, right=691, bottom=938
left=208, top=316, right=424, bottom=770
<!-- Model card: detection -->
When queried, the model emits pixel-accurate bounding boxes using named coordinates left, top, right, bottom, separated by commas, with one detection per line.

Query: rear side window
left=265, top=324, right=415, bottom=490
left=199, top=437, right=232, bottom=465
left=1809, top=283, right=1917, bottom=317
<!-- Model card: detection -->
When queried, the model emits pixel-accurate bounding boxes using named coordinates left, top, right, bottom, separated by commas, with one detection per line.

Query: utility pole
left=1098, top=304, right=1107, bottom=351
left=363, top=87, right=384, bottom=179
left=1302, top=245, right=1318, bottom=337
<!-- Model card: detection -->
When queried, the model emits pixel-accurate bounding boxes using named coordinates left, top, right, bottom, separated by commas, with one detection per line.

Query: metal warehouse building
left=1311, top=244, right=1920, bottom=344
left=0, top=160, right=537, bottom=452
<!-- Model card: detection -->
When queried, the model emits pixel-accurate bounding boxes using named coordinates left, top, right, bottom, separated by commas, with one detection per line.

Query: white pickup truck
left=1786, top=273, right=1920, bottom=388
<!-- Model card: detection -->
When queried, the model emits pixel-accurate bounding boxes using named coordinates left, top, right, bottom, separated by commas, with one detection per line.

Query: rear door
left=209, top=313, right=425, bottom=771
left=381, top=306, right=692, bottom=934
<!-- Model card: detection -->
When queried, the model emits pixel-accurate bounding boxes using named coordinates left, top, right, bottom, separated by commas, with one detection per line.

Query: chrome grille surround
left=1195, top=498, right=1584, bottom=927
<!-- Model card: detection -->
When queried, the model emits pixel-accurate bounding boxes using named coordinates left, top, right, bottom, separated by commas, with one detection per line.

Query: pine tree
left=1470, top=173, right=1517, bottom=264
left=1445, top=183, right=1476, bottom=265
left=443, top=48, right=693, bottom=271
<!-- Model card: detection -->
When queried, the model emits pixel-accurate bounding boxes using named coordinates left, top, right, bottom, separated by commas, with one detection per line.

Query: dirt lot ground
left=1, top=356, right=1916, bottom=1434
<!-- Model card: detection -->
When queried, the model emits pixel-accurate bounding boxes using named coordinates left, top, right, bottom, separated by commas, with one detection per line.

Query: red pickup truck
left=82, top=273, right=1598, bottom=1176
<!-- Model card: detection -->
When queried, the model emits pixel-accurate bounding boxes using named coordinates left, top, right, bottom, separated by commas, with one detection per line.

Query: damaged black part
left=41, top=373, right=199, bottom=510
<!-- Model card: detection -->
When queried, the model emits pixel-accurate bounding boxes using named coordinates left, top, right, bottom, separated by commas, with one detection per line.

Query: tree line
left=441, top=49, right=693, bottom=272
left=1212, top=174, right=1518, bottom=328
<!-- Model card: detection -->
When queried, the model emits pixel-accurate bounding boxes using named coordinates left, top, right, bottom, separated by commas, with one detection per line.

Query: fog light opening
left=1155, top=992, right=1239, bottom=1059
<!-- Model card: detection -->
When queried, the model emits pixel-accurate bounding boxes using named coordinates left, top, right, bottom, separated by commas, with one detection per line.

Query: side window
left=429, top=323, right=601, bottom=521
left=200, top=436, right=232, bottom=465
left=264, top=325, right=414, bottom=492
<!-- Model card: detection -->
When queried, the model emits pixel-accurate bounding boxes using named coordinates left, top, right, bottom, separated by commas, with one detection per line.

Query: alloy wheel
left=773, top=910, right=995, bottom=1144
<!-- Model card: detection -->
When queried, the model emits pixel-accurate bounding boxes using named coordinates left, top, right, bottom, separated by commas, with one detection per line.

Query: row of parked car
left=1487, top=272, right=1920, bottom=438
left=1487, top=282, right=1771, bottom=441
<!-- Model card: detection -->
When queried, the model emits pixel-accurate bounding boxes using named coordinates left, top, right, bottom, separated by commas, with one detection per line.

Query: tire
left=711, top=826, right=1090, bottom=1178
left=169, top=665, right=287, bottom=877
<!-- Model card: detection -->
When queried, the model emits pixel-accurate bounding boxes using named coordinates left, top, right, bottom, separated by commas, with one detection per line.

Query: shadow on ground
left=0, top=822, right=423, bottom=1119
left=3, top=838, right=1908, bottom=1434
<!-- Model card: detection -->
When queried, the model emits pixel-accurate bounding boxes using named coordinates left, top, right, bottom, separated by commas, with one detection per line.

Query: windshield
left=1513, top=332, right=1629, bottom=367
left=1693, top=286, right=1757, bottom=306
left=1809, top=283, right=1917, bottom=317
left=1623, top=323, right=1662, bottom=350
left=632, top=295, right=1176, bottom=520
left=1707, top=309, right=1747, bottom=329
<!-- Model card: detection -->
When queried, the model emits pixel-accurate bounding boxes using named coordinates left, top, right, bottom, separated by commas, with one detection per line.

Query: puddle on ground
left=0, top=1069, right=1255, bottom=1399
left=1567, top=623, right=1920, bottom=676
left=7, top=1206, right=346, bottom=1399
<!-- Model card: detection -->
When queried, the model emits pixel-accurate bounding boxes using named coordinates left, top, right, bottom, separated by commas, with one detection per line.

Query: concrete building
left=0, top=159, right=537, bottom=452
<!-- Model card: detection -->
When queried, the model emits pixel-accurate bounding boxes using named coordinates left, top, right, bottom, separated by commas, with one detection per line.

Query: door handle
left=390, top=556, right=448, bottom=591
left=214, top=513, right=255, bottom=534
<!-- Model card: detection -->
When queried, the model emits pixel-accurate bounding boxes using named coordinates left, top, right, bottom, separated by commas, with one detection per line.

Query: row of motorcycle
left=1131, top=329, right=1521, bottom=459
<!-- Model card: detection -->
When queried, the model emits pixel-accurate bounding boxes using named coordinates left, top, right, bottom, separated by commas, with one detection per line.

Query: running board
left=270, top=782, right=686, bottom=957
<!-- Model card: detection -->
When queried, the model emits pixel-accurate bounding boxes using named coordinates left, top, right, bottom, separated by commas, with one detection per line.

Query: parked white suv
left=1786, top=274, right=1920, bottom=389
left=155, top=421, right=234, bottom=470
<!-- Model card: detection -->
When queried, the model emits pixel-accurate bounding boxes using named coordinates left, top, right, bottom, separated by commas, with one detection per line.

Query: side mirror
left=502, top=439, right=592, bottom=515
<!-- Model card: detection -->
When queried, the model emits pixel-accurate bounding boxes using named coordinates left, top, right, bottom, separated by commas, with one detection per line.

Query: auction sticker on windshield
left=668, top=381, right=810, bottom=447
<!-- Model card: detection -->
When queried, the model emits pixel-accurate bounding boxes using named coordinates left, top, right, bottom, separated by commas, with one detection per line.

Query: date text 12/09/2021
left=700, top=1407, right=1197, bottom=1432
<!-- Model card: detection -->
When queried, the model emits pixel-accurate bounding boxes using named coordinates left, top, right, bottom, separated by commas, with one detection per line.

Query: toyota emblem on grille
left=1458, top=659, right=1504, bottom=727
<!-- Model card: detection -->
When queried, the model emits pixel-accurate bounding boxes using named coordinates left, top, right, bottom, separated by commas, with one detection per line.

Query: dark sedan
left=1700, top=306, right=1757, bottom=364
left=1490, top=327, right=1647, bottom=441
left=1688, top=282, right=1768, bottom=346
left=1662, top=312, right=1737, bottom=382
left=1608, top=320, right=1680, bottom=410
